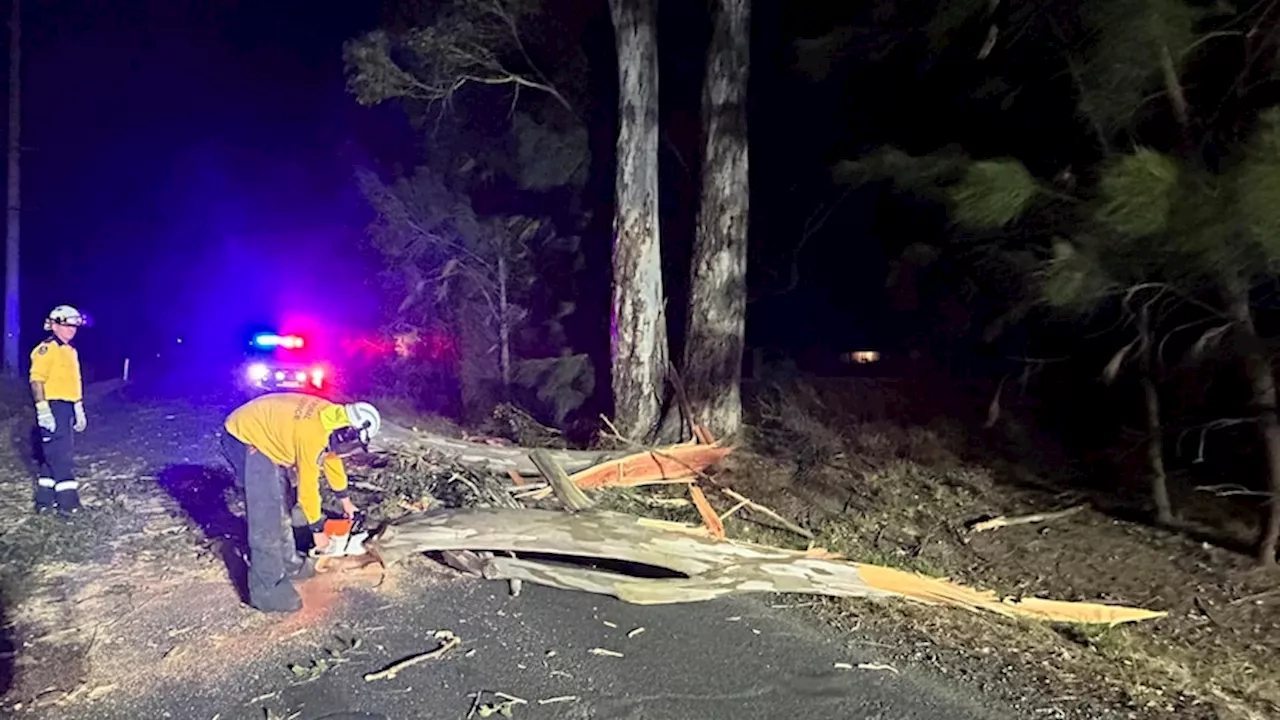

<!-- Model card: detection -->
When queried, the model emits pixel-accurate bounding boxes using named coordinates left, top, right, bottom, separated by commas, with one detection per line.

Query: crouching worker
left=220, top=392, right=382, bottom=613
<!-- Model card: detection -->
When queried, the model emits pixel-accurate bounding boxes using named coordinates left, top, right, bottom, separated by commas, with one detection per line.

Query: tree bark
left=367, top=507, right=1167, bottom=624
left=681, top=0, right=751, bottom=440
left=1137, top=307, right=1172, bottom=525
left=1141, top=375, right=1173, bottom=524
left=497, top=251, right=511, bottom=394
left=1224, top=277, right=1280, bottom=565
left=608, top=0, right=668, bottom=442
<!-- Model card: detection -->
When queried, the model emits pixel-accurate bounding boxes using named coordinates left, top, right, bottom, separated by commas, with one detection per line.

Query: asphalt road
left=9, top=380, right=1014, bottom=720
left=90, top=574, right=1009, bottom=720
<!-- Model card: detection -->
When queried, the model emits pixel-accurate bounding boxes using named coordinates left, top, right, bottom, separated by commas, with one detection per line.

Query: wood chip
left=626, top=627, right=645, bottom=638
left=588, top=647, right=624, bottom=658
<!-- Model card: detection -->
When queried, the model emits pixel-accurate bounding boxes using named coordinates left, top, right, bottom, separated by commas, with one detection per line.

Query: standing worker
left=30, top=305, right=90, bottom=517
left=221, top=392, right=382, bottom=613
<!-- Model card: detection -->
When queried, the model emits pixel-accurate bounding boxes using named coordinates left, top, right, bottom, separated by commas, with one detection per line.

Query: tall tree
left=681, top=0, right=751, bottom=439
left=834, top=0, right=1280, bottom=562
left=607, top=0, right=667, bottom=441
left=5, top=0, right=20, bottom=376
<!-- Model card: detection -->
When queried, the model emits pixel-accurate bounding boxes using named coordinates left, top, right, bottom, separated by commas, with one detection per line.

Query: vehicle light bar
left=252, top=333, right=305, bottom=350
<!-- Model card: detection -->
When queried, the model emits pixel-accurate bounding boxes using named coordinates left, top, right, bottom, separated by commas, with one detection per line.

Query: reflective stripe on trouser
left=34, top=400, right=77, bottom=506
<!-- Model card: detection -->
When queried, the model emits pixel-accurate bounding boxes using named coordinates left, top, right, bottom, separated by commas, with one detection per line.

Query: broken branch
left=966, top=504, right=1087, bottom=533
left=530, top=449, right=594, bottom=511
left=720, top=488, right=815, bottom=540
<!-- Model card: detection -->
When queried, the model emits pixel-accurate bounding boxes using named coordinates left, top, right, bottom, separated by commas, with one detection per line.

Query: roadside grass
left=693, top=377, right=1280, bottom=720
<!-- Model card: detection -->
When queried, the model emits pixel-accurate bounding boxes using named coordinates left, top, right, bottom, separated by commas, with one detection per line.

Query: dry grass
left=702, top=378, right=1280, bottom=720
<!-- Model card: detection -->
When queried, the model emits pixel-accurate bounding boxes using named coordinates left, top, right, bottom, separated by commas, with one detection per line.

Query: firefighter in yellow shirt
left=30, top=305, right=89, bottom=516
left=221, top=392, right=382, bottom=613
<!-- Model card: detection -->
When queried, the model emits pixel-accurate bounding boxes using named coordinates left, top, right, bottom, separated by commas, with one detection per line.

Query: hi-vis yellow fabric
left=224, top=392, right=352, bottom=524
left=29, top=337, right=83, bottom=402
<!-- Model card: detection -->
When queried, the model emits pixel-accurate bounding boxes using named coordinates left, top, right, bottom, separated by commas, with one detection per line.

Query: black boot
left=248, top=576, right=303, bottom=613
left=56, top=488, right=83, bottom=518
left=34, top=478, right=55, bottom=514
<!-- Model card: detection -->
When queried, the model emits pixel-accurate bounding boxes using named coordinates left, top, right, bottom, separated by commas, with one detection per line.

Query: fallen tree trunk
left=372, top=421, right=625, bottom=476
left=372, top=421, right=733, bottom=486
left=370, top=508, right=1168, bottom=625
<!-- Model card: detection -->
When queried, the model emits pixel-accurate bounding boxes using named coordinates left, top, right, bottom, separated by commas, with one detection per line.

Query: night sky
left=7, top=0, right=394, bottom=377
left=2, top=1, right=929, bottom=382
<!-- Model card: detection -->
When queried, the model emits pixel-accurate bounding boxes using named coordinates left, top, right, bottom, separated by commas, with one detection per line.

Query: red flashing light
left=253, top=333, right=305, bottom=350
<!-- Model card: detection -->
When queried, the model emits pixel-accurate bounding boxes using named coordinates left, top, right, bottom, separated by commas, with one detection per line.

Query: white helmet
left=343, top=402, right=382, bottom=446
left=44, top=305, right=87, bottom=331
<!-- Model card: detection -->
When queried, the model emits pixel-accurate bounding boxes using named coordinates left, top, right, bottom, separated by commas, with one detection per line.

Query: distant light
left=247, top=363, right=269, bottom=381
left=310, top=367, right=325, bottom=388
left=253, top=333, right=305, bottom=350
left=176, top=337, right=183, bottom=344
left=274, top=371, right=286, bottom=381
left=841, top=350, right=881, bottom=364
left=294, top=371, right=307, bottom=382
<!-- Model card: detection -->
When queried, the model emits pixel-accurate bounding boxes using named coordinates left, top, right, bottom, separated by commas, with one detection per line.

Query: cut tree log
left=370, top=508, right=1167, bottom=625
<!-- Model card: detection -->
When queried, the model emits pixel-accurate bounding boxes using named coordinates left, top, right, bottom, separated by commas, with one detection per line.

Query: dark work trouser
left=220, top=432, right=303, bottom=612
left=35, top=400, right=79, bottom=510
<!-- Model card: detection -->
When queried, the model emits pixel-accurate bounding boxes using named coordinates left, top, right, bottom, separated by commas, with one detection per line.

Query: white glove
left=35, top=402, right=55, bottom=433
left=73, top=402, right=86, bottom=433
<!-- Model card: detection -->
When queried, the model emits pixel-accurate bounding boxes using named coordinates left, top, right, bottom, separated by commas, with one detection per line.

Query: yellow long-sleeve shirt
left=30, top=337, right=83, bottom=402
left=224, top=392, right=351, bottom=526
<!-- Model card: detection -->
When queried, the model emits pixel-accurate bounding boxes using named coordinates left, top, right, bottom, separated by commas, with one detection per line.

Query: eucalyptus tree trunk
left=607, top=0, right=667, bottom=441
left=681, top=0, right=751, bottom=440
left=1224, top=278, right=1280, bottom=565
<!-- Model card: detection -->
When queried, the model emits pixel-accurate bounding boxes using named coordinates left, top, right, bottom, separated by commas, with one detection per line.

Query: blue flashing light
left=252, top=333, right=304, bottom=350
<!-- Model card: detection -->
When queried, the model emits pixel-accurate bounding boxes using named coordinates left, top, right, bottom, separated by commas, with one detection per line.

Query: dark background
left=0, top=1, right=1120, bottom=401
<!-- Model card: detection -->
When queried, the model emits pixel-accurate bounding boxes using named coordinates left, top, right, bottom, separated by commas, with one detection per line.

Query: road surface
left=106, top=579, right=1009, bottom=720
left=1, top=384, right=1018, bottom=720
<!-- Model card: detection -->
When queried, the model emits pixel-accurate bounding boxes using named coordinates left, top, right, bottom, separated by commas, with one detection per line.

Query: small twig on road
left=537, top=695, right=579, bottom=705
left=363, top=630, right=461, bottom=682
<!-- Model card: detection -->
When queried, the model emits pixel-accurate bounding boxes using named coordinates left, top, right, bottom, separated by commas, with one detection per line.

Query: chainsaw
left=311, top=511, right=370, bottom=558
